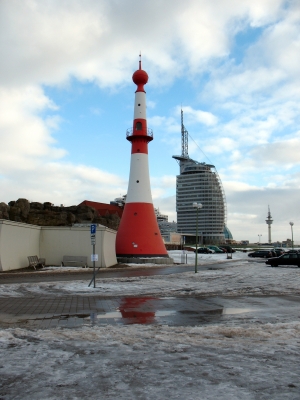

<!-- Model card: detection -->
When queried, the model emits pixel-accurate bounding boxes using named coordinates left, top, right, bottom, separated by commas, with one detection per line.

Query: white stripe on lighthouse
left=126, top=153, right=153, bottom=204
left=134, top=92, right=147, bottom=120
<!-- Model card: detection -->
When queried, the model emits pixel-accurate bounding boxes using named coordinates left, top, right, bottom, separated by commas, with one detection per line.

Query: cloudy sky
left=1, top=0, right=300, bottom=243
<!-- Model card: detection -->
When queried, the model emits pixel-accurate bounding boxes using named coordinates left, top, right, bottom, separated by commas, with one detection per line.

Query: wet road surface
left=0, top=260, right=241, bottom=284
left=1, top=294, right=299, bottom=329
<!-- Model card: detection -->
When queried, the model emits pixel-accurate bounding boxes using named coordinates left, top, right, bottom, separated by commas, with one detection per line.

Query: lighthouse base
left=117, top=256, right=174, bottom=265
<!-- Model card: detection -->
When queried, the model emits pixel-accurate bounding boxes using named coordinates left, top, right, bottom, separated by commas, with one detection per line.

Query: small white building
left=0, top=219, right=117, bottom=271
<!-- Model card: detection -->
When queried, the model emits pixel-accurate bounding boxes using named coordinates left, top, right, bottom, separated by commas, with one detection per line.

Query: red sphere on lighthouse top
left=132, top=55, right=148, bottom=92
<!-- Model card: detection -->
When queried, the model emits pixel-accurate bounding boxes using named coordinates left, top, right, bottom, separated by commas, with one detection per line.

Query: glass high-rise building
left=173, top=111, right=226, bottom=245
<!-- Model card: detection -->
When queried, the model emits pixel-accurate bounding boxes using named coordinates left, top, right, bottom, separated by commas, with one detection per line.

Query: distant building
left=155, top=208, right=177, bottom=242
left=110, top=195, right=126, bottom=208
left=224, top=225, right=233, bottom=241
left=162, top=232, right=181, bottom=245
left=173, top=110, right=227, bottom=245
left=240, top=240, right=249, bottom=245
left=79, top=200, right=123, bottom=218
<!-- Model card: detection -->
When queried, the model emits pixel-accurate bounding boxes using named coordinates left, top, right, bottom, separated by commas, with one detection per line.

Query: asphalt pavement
left=0, top=260, right=242, bottom=284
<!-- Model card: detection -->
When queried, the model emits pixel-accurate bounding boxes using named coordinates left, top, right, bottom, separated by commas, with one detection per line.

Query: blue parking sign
left=90, top=224, right=96, bottom=234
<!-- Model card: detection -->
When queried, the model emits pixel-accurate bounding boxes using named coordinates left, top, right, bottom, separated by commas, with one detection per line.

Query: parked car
left=248, top=250, right=274, bottom=258
left=207, top=245, right=225, bottom=253
left=266, top=253, right=300, bottom=267
left=194, top=247, right=214, bottom=254
left=219, top=245, right=236, bottom=253
left=273, top=248, right=285, bottom=256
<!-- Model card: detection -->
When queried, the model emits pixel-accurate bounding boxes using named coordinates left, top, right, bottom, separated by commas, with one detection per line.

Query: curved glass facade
left=224, top=224, right=233, bottom=240
left=174, top=157, right=226, bottom=245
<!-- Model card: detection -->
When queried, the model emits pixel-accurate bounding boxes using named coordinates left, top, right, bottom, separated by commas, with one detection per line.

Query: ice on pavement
left=0, top=251, right=299, bottom=298
left=1, top=250, right=300, bottom=399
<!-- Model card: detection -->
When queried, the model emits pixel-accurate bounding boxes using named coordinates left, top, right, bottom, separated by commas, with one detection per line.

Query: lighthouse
left=116, top=56, right=168, bottom=258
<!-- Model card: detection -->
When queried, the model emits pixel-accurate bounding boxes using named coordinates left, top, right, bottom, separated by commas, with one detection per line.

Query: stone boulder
left=16, top=198, right=30, bottom=220
left=0, top=202, right=9, bottom=219
left=27, top=210, right=69, bottom=226
left=3, top=198, right=120, bottom=230
left=30, top=202, right=43, bottom=210
left=9, top=198, right=30, bottom=222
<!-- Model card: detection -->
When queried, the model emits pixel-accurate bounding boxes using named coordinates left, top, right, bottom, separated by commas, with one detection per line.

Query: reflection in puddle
left=89, top=298, right=177, bottom=325
left=118, top=297, right=156, bottom=323
left=88, top=297, right=260, bottom=325
left=16, top=296, right=267, bottom=329
left=96, top=311, right=121, bottom=319
left=222, top=308, right=257, bottom=315
left=149, top=310, right=175, bottom=317
left=94, top=309, right=176, bottom=321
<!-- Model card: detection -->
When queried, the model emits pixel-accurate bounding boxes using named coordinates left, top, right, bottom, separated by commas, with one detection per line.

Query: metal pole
left=93, top=243, right=96, bottom=288
left=195, top=208, right=198, bottom=273
left=289, top=222, right=294, bottom=249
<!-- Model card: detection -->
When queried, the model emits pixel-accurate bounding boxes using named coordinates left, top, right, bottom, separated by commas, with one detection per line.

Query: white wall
left=102, top=229, right=118, bottom=267
left=0, top=220, right=40, bottom=271
left=40, top=225, right=117, bottom=268
left=0, top=220, right=117, bottom=271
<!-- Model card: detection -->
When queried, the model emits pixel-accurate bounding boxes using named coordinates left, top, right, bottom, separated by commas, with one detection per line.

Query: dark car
left=220, top=245, right=236, bottom=253
left=207, top=245, right=225, bottom=253
left=274, top=248, right=285, bottom=256
left=266, top=253, right=300, bottom=267
left=194, top=247, right=214, bottom=254
left=248, top=250, right=273, bottom=258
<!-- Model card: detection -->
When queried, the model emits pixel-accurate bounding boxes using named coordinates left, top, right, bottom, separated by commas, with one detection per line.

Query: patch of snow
left=1, top=260, right=299, bottom=298
left=1, top=322, right=299, bottom=399
left=1, top=255, right=300, bottom=398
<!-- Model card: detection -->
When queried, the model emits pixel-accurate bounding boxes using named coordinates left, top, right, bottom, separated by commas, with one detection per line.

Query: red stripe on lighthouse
left=116, top=203, right=168, bottom=257
left=130, top=138, right=149, bottom=154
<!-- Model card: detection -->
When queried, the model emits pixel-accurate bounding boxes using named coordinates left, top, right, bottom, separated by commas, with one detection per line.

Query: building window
left=136, top=122, right=142, bottom=130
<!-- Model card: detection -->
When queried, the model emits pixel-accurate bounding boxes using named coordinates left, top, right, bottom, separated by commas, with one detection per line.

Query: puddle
left=93, top=309, right=175, bottom=322
left=96, top=312, right=121, bottom=319
left=2, top=295, right=299, bottom=329
left=222, top=308, right=258, bottom=315
left=83, top=305, right=258, bottom=325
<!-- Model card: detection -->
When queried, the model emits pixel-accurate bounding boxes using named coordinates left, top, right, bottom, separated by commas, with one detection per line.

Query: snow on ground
left=40, top=249, right=248, bottom=271
left=0, top=252, right=299, bottom=298
left=1, top=251, right=300, bottom=399
left=1, top=320, right=300, bottom=399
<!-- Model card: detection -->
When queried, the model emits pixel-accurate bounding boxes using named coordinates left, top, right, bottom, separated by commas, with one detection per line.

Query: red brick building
left=79, top=200, right=123, bottom=218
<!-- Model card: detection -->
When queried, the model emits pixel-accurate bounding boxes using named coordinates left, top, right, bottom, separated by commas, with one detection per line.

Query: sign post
left=90, top=224, right=96, bottom=288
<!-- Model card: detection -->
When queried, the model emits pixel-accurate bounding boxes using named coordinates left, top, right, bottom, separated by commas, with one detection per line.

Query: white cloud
left=249, top=137, right=300, bottom=167
left=0, top=84, right=127, bottom=205
left=246, top=4, right=300, bottom=78
left=202, top=137, right=237, bottom=155
left=0, top=86, right=65, bottom=171
left=0, top=0, right=299, bottom=245
left=147, top=100, right=156, bottom=109
left=181, top=106, right=218, bottom=126
left=0, top=0, right=287, bottom=89
left=222, top=180, right=300, bottom=242
left=148, top=115, right=178, bottom=133
left=1, top=160, right=127, bottom=206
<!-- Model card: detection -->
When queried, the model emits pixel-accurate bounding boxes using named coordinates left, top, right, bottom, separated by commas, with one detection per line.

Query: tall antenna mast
left=181, top=109, right=189, bottom=158
left=265, top=205, right=273, bottom=244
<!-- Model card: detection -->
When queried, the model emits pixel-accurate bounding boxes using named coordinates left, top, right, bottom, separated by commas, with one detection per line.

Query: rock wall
left=0, top=199, right=120, bottom=230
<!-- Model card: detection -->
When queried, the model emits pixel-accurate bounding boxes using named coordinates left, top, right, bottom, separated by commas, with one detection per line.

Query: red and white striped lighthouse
left=116, top=56, right=168, bottom=258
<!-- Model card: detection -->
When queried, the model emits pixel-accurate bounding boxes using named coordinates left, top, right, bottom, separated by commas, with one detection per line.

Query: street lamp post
left=193, top=202, right=203, bottom=273
left=289, top=222, right=294, bottom=249
left=258, top=234, right=262, bottom=246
